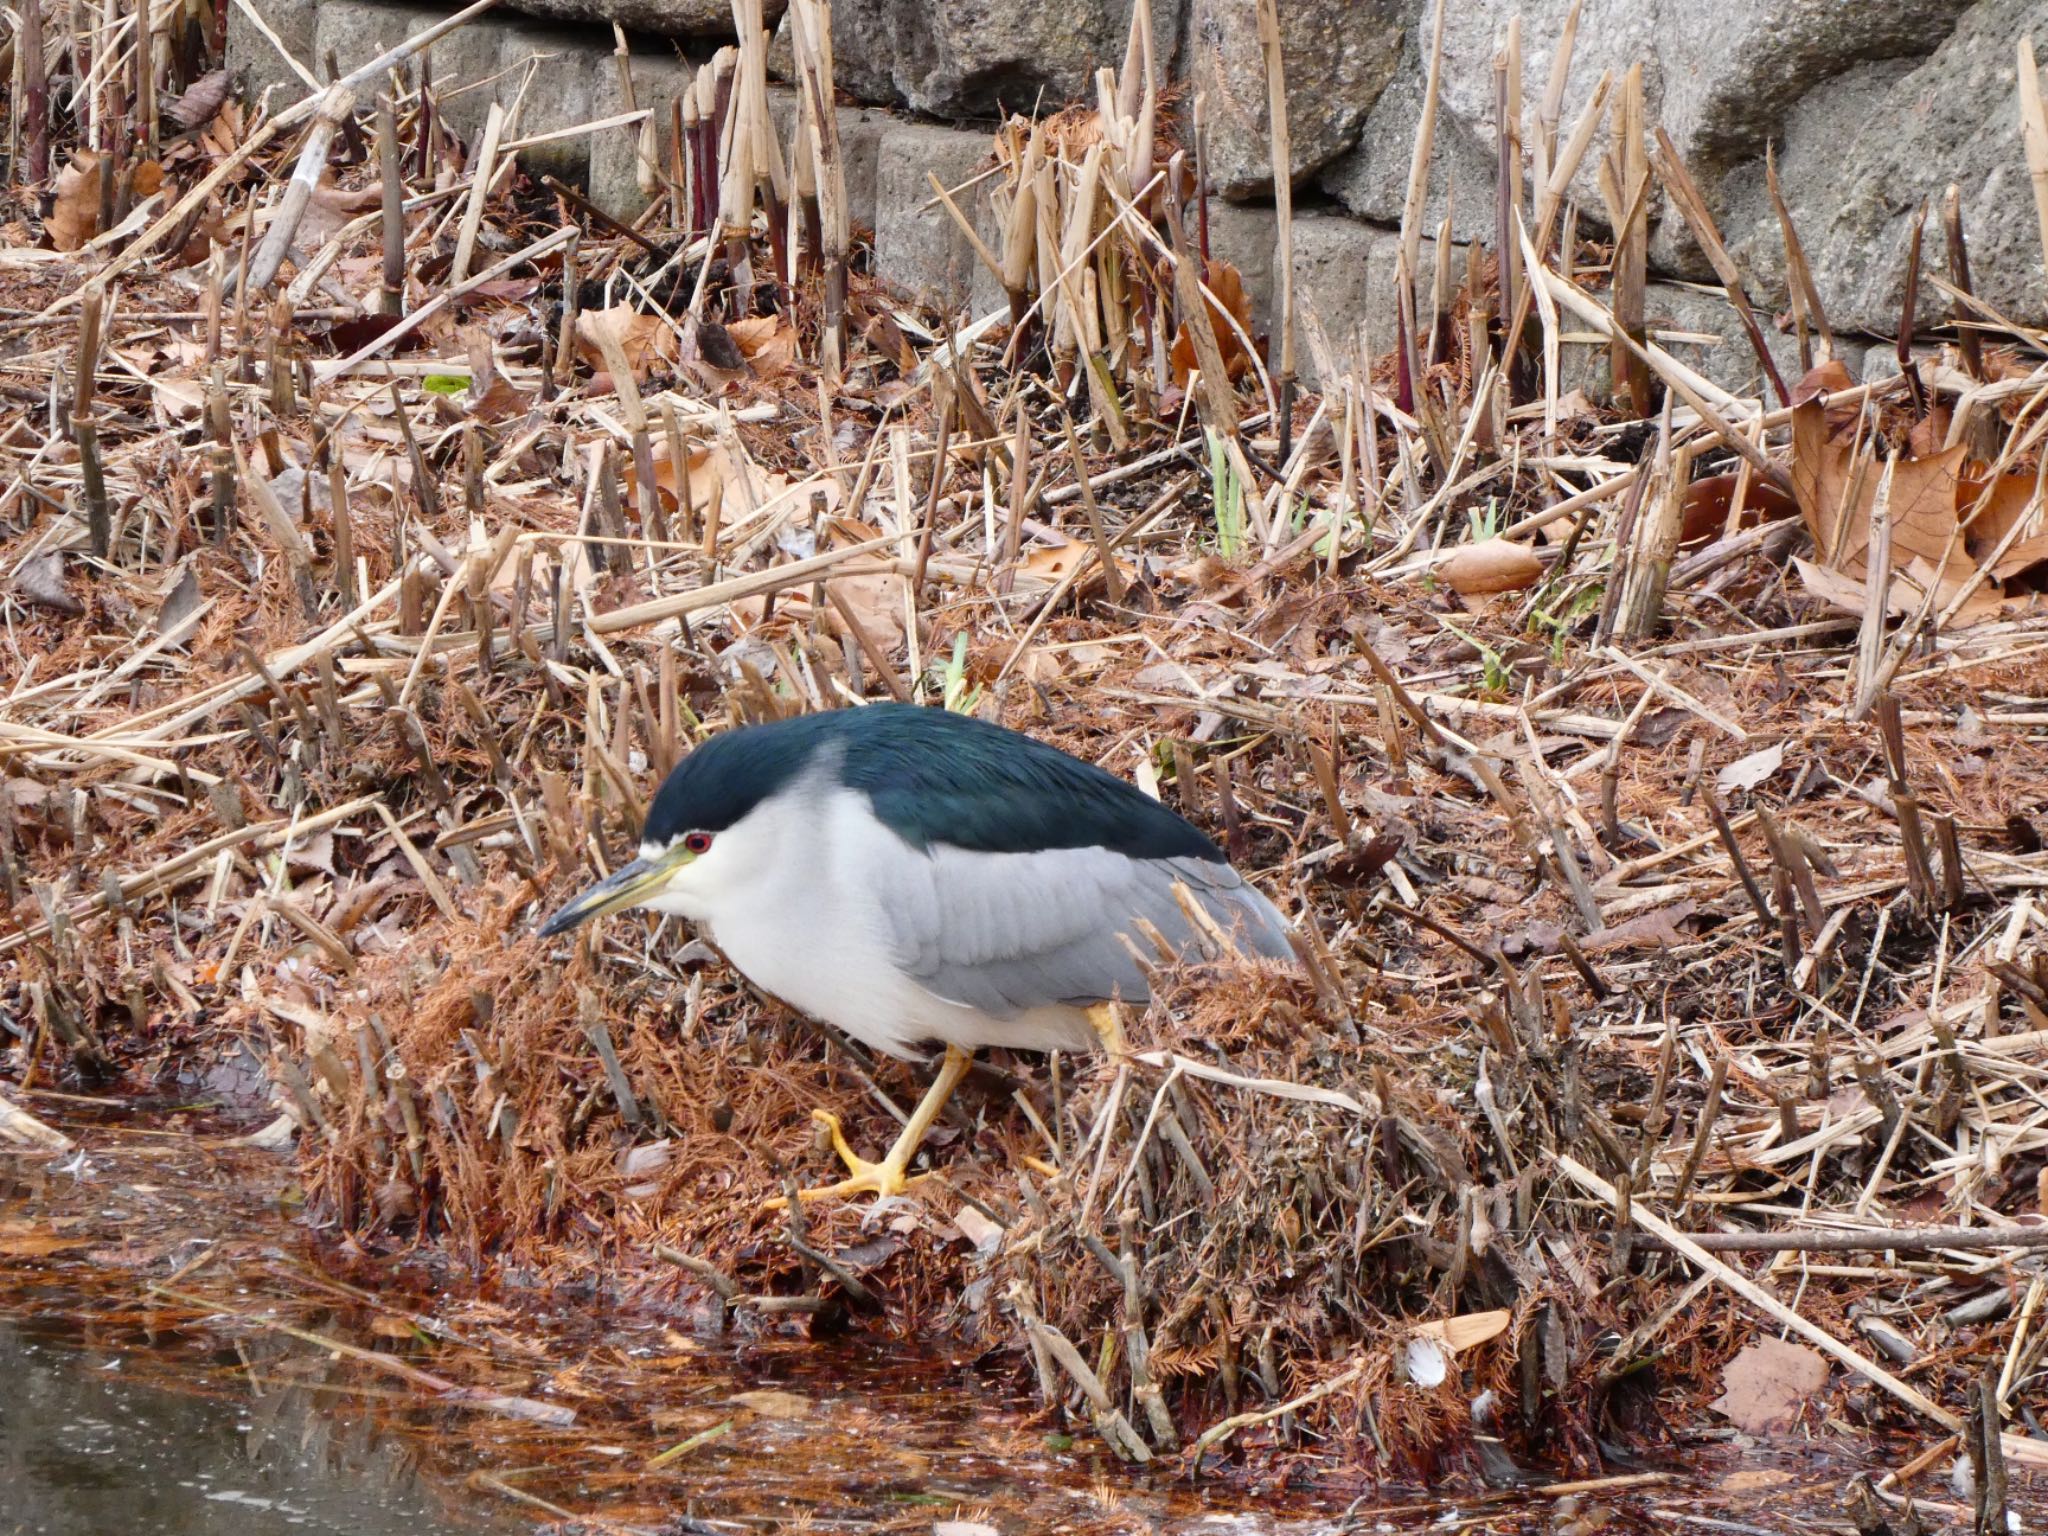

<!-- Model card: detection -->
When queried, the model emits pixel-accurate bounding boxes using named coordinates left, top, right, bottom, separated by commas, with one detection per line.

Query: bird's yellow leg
left=1087, top=1001, right=1129, bottom=1055
left=767, top=1044, right=974, bottom=1206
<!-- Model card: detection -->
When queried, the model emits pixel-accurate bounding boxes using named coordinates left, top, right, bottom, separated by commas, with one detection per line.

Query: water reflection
left=0, top=1317, right=512, bottom=1536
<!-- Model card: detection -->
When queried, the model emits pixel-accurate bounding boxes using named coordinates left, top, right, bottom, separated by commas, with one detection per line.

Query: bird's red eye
left=684, top=832, right=713, bottom=855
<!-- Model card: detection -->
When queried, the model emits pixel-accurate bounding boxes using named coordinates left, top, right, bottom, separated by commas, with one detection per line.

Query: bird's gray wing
left=874, top=839, right=1293, bottom=1018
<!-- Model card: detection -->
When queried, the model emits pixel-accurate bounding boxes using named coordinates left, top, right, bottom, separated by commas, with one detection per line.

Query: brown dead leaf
left=167, top=69, right=234, bottom=130
left=6, top=779, right=57, bottom=816
left=1790, top=390, right=1972, bottom=585
left=1788, top=358, right=1855, bottom=410
left=575, top=304, right=676, bottom=383
left=814, top=518, right=906, bottom=650
left=826, top=569, right=909, bottom=652
left=1716, top=743, right=1785, bottom=796
left=1794, top=555, right=2048, bottom=628
left=1902, top=555, right=2048, bottom=625
left=287, top=831, right=337, bottom=875
left=1581, top=901, right=1697, bottom=955
left=1442, top=540, right=1542, bottom=595
left=46, top=152, right=101, bottom=251
left=1960, top=472, right=2048, bottom=579
left=468, top=375, right=529, bottom=423
left=299, top=180, right=383, bottom=251
left=1792, top=557, right=1886, bottom=619
left=153, top=375, right=206, bottom=422
left=1906, top=399, right=1953, bottom=457
left=1169, top=259, right=1255, bottom=388
left=726, top=315, right=797, bottom=376
left=864, top=310, right=915, bottom=371
left=648, top=437, right=732, bottom=518
left=1020, top=539, right=1093, bottom=585
left=1678, top=474, right=1800, bottom=546
left=1711, top=1338, right=1828, bottom=1434
left=728, top=1389, right=811, bottom=1419
left=156, top=563, right=204, bottom=635
left=200, top=100, right=244, bottom=157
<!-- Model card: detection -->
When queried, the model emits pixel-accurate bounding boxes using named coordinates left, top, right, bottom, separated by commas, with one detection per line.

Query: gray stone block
left=405, top=7, right=506, bottom=143
left=586, top=49, right=688, bottom=222
left=873, top=120, right=1003, bottom=316
left=1859, top=340, right=1939, bottom=385
left=303, top=0, right=502, bottom=141
left=1290, top=214, right=1413, bottom=381
left=831, top=0, right=1180, bottom=120
left=1205, top=202, right=1426, bottom=389
left=834, top=106, right=889, bottom=234
left=1315, top=18, right=1501, bottom=247
left=1549, top=281, right=1748, bottom=402
left=1550, top=281, right=1879, bottom=402
left=1724, top=0, right=2047, bottom=330
left=1200, top=200, right=1278, bottom=325
left=1660, top=0, right=1967, bottom=172
left=226, top=0, right=321, bottom=111
left=1190, top=0, right=1408, bottom=199
left=309, top=0, right=412, bottom=77
left=493, top=19, right=612, bottom=184
left=778, top=92, right=889, bottom=235
left=500, top=0, right=775, bottom=39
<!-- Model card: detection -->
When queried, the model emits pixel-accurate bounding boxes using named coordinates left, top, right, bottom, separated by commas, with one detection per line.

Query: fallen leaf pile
left=575, top=303, right=679, bottom=385
left=1788, top=359, right=2048, bottom=627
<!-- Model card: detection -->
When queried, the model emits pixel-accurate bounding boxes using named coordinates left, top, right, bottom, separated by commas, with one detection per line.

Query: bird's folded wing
left=876, top=841, right=1281, bottom=1017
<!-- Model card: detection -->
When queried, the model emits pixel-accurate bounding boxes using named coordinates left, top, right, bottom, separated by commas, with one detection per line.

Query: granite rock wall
left=226, top=0, right=2048, bottom=389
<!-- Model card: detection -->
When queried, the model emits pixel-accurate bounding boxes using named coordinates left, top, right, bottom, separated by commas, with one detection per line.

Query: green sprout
left=1530, top=584, right=1604, bottom=665
left=1440, top=619, right=1514, bottom=696
left=1466, top=497, right=1502, bottom=542
left=941, top=633, right=982, bottom=715
left=1206, top=428, right=1245, bottom=558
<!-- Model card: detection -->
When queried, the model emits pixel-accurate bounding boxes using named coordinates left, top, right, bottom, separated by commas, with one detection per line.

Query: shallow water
left=0, top=1315, right=518, bottom=1536
left=0, top=1093, right=1896, bottom=1535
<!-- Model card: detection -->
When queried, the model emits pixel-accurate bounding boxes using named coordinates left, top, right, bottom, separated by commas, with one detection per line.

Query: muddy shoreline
left=2, top=1088, right=1874, bottom=1534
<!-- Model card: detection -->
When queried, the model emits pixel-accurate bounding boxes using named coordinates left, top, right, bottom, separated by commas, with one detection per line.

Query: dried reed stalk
left=1254, top=0, right=1296, bottom=465
left=2019, top=37, right=2048, bottom=288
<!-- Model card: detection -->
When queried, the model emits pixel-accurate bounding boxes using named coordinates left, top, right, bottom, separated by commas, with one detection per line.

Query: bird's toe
left=762, top=1162, right=928, bottom=1208
left=808, top=1107, right=861, bottom=1168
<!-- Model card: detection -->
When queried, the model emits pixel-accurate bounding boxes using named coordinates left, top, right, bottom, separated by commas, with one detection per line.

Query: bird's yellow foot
left=761, top=1109, right=932, bottom=1207
left=1087, top=1000, right=1129, bottom=1055
left=763, top=1045, right=974, bottom=1208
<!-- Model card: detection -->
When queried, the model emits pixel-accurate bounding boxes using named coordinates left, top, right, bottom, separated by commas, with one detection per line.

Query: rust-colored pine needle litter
left=539, top=703, right=1295, bottom=1204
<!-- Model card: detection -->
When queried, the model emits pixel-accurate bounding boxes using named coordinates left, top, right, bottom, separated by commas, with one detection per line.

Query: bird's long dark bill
left=538, top=854, right=681, bottom=937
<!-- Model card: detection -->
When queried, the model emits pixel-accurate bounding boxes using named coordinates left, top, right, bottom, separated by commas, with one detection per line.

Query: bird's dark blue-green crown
left=643, top=704, right=1225, bottom=863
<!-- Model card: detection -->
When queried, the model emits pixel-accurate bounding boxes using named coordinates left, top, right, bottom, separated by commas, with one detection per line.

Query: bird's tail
left=1218, top=879, right=1298, bottom=964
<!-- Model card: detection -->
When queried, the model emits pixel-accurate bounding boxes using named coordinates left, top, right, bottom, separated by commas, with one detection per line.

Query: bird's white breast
left=649, top=766, right=1091, bottom=1059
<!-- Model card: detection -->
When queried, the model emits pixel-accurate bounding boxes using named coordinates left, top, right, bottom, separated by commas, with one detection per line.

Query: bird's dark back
left=643, top=704, right=1226, bottom=864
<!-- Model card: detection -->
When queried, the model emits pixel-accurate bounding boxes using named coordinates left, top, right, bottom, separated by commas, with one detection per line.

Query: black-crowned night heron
left=540, top=703, right=1294, bottom=1203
